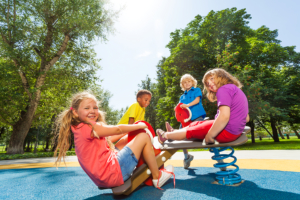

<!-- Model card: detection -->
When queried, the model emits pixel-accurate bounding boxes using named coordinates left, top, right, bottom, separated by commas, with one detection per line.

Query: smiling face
left=206, top=75, right=218, bottom=93
left=73, top=98, right=99, bottom=122
left=182, top=79, right=193, bottom=91
left=137, top=94, right=151, bottom=108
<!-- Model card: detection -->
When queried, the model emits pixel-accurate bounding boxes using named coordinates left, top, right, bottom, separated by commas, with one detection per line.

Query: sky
left=94, top=0, right=300, bottom=110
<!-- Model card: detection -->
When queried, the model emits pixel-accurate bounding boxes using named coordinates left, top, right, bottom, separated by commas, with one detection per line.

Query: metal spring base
left=210, top=147, right=242, bottom=186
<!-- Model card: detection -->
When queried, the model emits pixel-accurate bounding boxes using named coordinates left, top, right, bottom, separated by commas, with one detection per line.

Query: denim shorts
left=116, top=146, right=138, bottom=182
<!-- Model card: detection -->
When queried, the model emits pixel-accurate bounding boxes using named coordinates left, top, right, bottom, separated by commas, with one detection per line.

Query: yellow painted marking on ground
left=1, top=160, right=300, bottom=172
left=164, top=159, right=300, bottom=172
left=0, top=162, right=80, bottom=170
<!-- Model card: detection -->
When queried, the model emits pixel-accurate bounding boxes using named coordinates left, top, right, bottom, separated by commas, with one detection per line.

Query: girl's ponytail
left=54, top=109, right=75, bottom=167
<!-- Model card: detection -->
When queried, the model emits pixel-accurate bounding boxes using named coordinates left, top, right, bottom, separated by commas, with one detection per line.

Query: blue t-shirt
left=179, top=87, right=206, bottom=120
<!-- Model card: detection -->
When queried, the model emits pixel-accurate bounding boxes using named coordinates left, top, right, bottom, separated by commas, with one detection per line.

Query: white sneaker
left=152, top=165, right=175, bottom=189
left=183, top=154, right=194, bottom=169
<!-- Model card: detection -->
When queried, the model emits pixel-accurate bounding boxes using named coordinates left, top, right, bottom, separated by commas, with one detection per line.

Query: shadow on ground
left=0, top=167, right=299, bottom=200
left=86, top=168, right=300, bottom=200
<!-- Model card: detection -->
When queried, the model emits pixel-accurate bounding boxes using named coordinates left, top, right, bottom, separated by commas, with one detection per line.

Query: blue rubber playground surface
left=1, top=166, right=300, bottom=200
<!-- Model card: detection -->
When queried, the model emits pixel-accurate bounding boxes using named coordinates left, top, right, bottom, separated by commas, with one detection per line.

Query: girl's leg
left=165, top=122, right=192, bottom=169
left=126, top=132, right=159, bottom=179
left=115, top=134, right=128, bottom=151
left=165, top=128, right=188, bottom=140
left=215, top=129, right=242, bottom=143
left=185, top=120, right=214, bottom=140
left=156, top=128, right=187, bottom=144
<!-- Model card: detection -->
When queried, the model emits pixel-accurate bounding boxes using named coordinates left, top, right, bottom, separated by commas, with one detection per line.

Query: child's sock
left=164, top=132, right=168, bottom=139
left=184, top=153, right=189, bottom=160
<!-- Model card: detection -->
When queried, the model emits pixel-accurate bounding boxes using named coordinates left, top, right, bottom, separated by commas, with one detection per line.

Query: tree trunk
left=23, top=138, right=26, bottom=150
left=68, top=133, right=74, bottom=151
left=292, top=128, right=300, bottom=139
left=51, top=135, right=58, bottom=152
left=286, top=134, right=290, bottom=139
left=270, top=117, right=280, bottom=142
left=45, top=139, right=49, bottom=150
left=26, top=140, right=31, bottom=152
left=7, top=34, right=70, bottom=155
left=0, top=127, right=4, bottom=139
left=249, top=120, right=255, bottom=143
left=34, top=127, right=39, bottom=154
left=7, top=90, right=42, bottom=154
left=277, top=126, right=285, bottom=139
left=257, top=119, right=273, bottom=139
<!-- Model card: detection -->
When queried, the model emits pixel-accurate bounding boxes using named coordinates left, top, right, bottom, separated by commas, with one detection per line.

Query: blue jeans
left=116, top=146, right=138, bottom=182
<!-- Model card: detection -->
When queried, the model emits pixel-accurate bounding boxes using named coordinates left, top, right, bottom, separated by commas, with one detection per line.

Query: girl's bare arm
left=94, top=123, right=147, bottom=137
left=205, top=106, right=230, bottom=143
left=108, top=133, right=127, bottom=143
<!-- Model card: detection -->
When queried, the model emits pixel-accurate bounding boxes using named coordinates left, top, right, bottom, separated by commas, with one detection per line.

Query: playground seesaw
left=99, top=125, right=251, bottom=195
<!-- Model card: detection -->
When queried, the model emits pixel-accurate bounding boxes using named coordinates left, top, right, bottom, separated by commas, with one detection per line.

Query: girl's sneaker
left=152, top=165, right=175, bottom=189
left=165, top=122, right=174, bottom=132
left=156, top=129, right=167, bottom=144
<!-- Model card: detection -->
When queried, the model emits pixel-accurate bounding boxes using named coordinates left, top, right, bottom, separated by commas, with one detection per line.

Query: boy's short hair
left=136, top=89, right=152, bottom=100
left=180, top=74, right=198, bottom=91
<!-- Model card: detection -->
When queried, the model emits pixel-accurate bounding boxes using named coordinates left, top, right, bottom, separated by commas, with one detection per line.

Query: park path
left=0, top=150, right=299, bottom=172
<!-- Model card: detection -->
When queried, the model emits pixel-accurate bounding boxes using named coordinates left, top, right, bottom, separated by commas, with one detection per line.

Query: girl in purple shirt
left=157, top=68, right=250, bottom=145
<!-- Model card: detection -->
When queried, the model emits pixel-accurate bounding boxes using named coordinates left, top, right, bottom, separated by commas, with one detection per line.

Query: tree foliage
left=154, top=7, right=300, bottom=141
left=0, top=0, right=117, bottom=154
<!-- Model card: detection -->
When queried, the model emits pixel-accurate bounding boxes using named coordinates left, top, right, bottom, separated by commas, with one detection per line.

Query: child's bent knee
left=137, top=132, right=151, bottom=142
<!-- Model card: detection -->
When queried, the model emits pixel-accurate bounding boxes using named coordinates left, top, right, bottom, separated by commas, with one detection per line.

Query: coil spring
left=210, top=147, right=242, bottom=185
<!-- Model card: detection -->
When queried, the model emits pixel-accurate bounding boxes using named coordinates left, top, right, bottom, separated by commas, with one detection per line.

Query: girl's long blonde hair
left=202, top=68, right=242, bottom=102
left=53, top=91, right=114, bottom=167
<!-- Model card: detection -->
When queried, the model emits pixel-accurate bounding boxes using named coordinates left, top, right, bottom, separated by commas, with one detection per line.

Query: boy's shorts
left=116, top=146, right=138, bottom=182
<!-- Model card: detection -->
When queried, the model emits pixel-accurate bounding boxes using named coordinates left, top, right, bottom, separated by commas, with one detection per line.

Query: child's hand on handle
left=203, top=135, right=216, bottom=145
left=136, top=123, right=148, bottom=129
left=180, top=104, right=189, bottom=109
left=136, top=122, right=154, bottom=144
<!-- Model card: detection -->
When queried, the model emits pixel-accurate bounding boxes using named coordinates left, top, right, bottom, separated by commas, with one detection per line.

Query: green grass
left=0, top=137, right=299, bottom=160
left=179, top=136, right=300, bottom=152
left=0, top=145, right=76, bottom=160
left=0, top=151, right=76, bottom=160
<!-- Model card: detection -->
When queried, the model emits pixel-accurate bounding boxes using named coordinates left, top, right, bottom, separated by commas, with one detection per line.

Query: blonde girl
left=54, top=91, right=174, bottom=189
left=157, top=68, right=249, bottom=145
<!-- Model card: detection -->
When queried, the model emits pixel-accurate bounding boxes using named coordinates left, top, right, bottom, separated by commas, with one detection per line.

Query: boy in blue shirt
left=166, top=74, right=206, bottom=169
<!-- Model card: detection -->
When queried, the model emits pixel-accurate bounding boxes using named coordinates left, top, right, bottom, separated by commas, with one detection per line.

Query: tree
left=155, top=7, right=300, bottom=143
left=137, top=75, right=159, bottom=130
left=90, top=85, right=121, bottom=125
left=0, top=0, right=117, bottom=154
left=156, top=8, right=253, bottom=129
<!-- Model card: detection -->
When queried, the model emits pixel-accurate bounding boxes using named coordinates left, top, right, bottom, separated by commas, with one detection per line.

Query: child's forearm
left=188, top=96, right=200, bottom=107
left=94, top=123, right=146, bottom=137
left=181, top=97, right=200, bottom=108
left=206, top=106, right=230, bottom=141
left=109, top=133, right=126, bottom=143
left=117, top=124, right=147, bottom=134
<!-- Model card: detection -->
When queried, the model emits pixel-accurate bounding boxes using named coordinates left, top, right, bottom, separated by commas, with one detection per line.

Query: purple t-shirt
left=215, top=84, right=248, bottom=135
